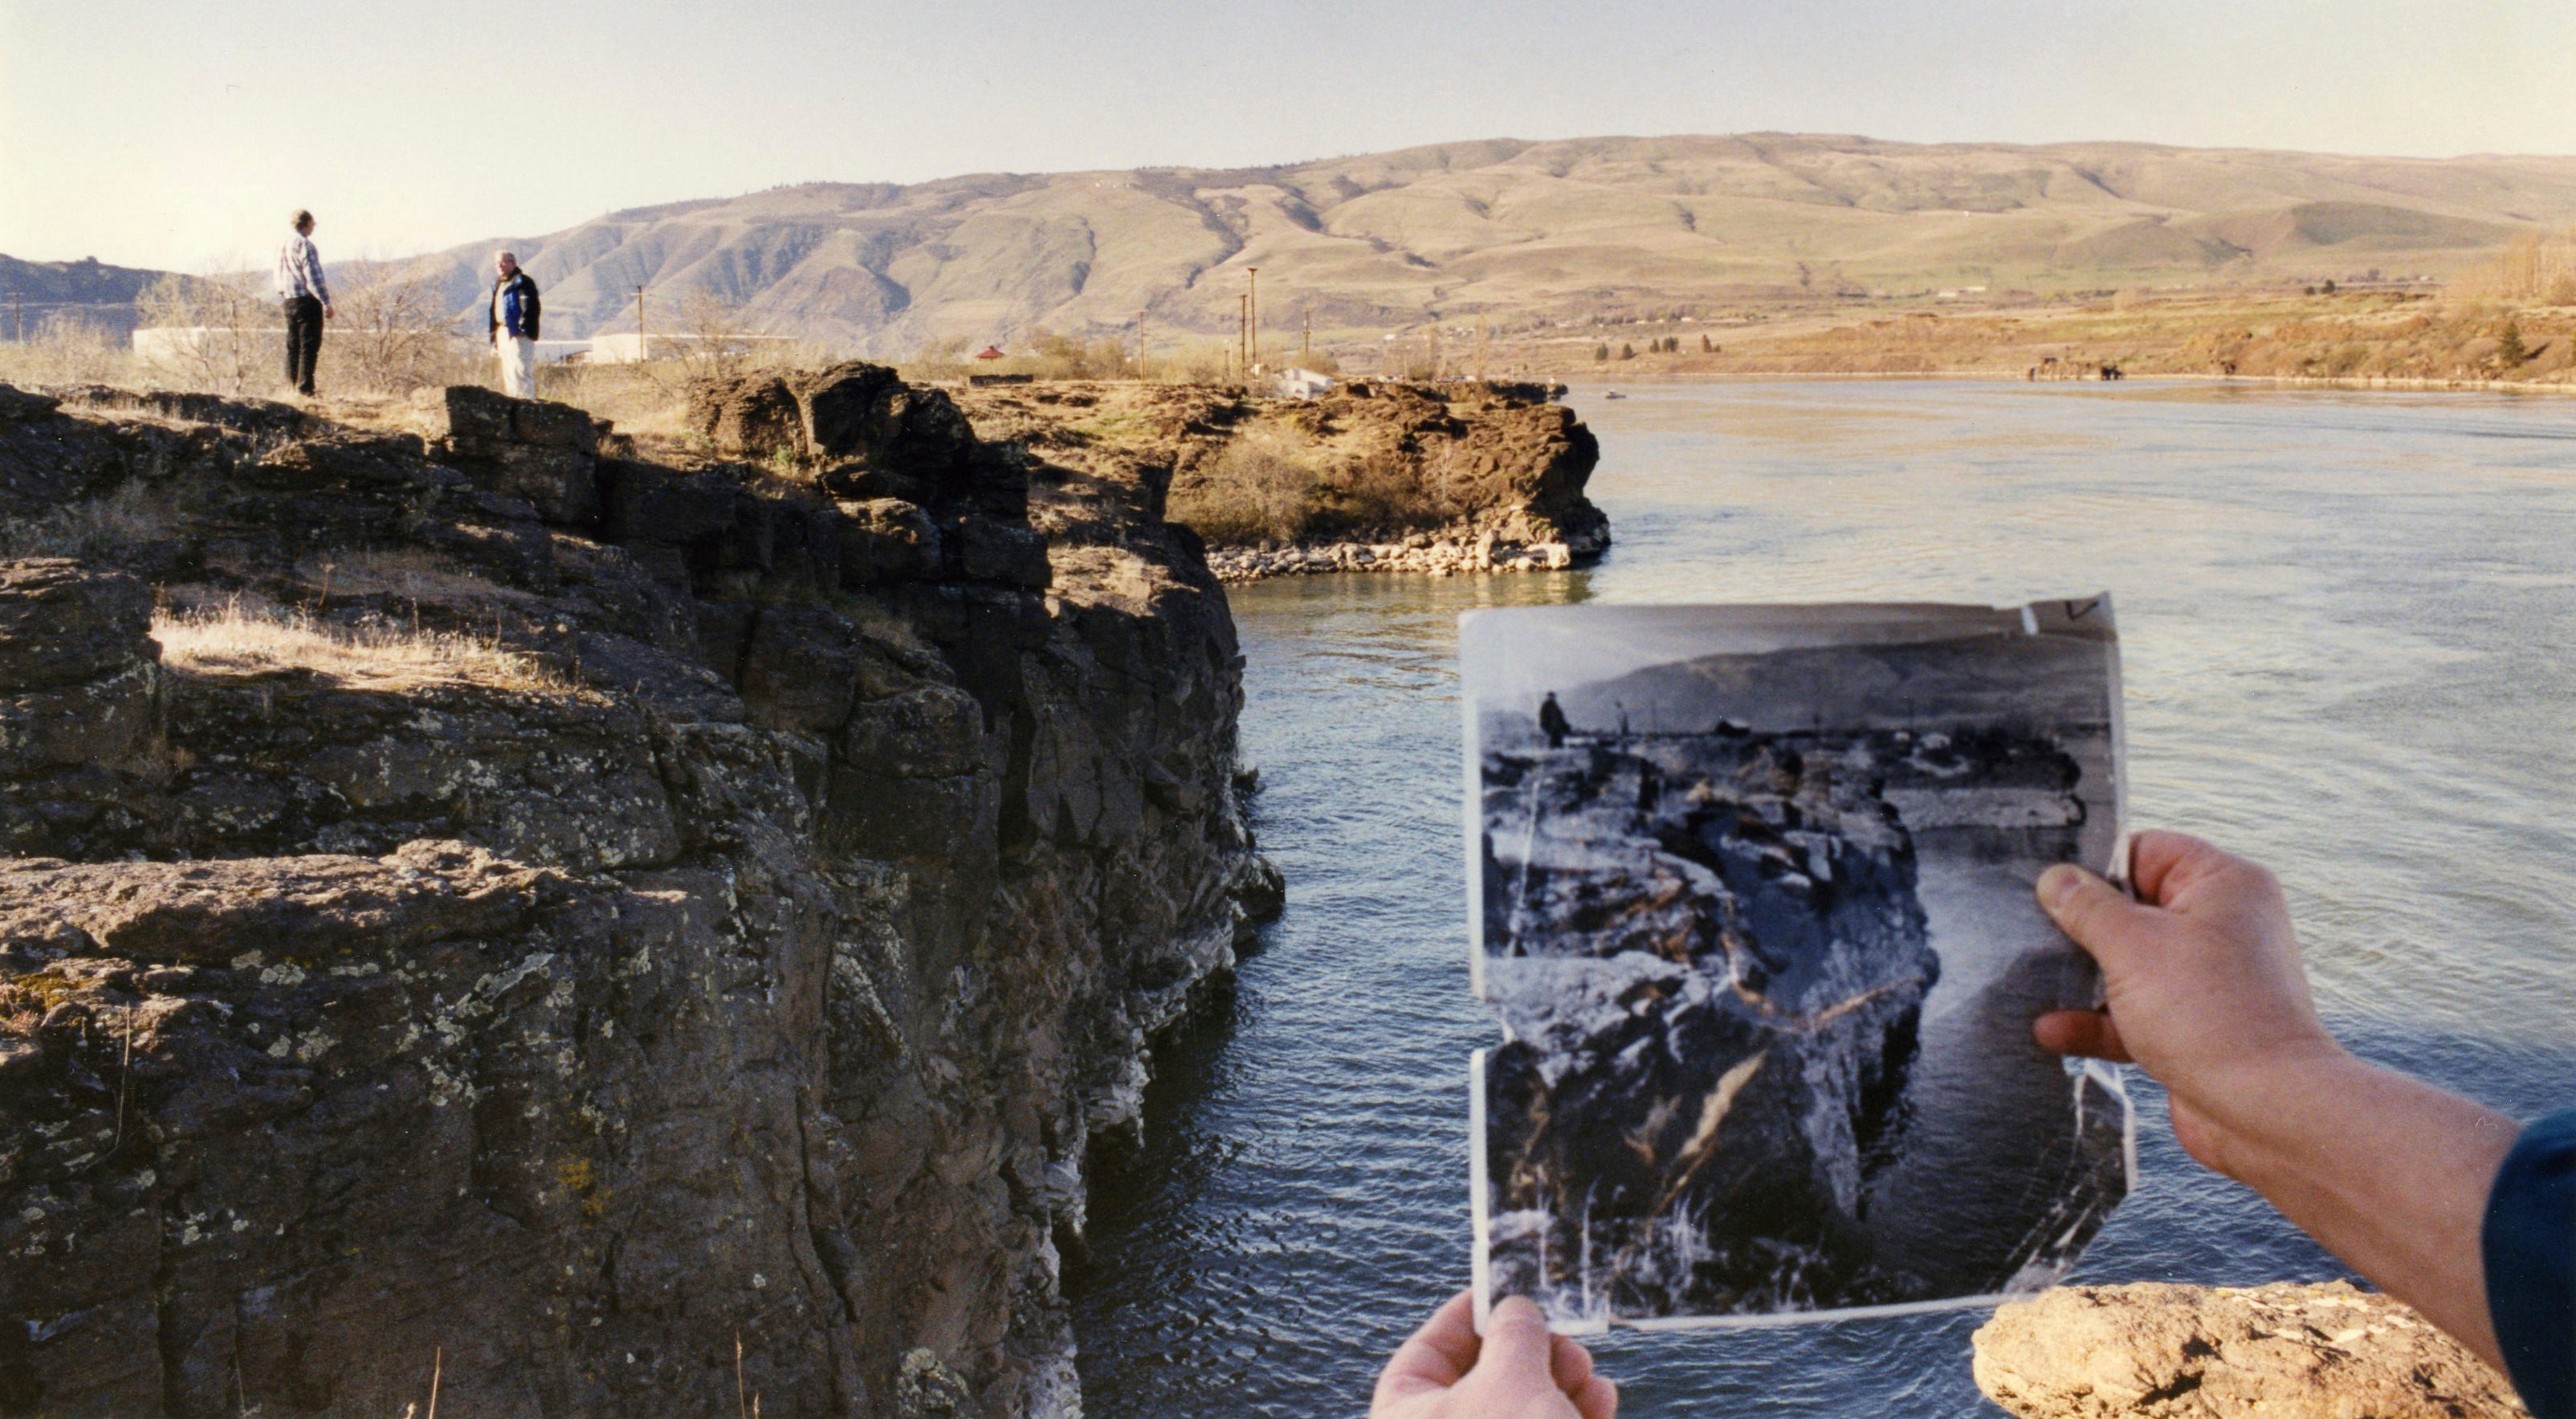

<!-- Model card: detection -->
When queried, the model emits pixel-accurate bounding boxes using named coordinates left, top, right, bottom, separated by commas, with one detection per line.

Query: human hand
left=2032, top=830, right=2348, bottom=1175
left=2034, top=831, right=2521, bottom=1372
left=323, top=304, right=334, bottom=320
left=1372, top=1292, right=1615, bottom=1419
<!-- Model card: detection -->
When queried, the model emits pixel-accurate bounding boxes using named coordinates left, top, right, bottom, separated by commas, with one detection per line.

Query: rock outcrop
left=0, top=369, right=1278, bottom=1418
left=1972, top=1282, right=2529, bottom=1419
left=948, top=380, right=1609, bottom=582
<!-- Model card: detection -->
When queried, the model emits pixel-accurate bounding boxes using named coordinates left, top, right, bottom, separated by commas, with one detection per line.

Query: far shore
left=1563, top=369, right=2576, bottom=395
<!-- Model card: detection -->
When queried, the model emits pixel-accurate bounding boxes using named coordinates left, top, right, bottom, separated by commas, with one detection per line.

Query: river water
left=1067, top=381, right=2576, bottom=1417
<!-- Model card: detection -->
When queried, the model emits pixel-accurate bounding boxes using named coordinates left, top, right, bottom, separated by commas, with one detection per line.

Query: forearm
left=2195, top=1047, right=2518, bottom=1369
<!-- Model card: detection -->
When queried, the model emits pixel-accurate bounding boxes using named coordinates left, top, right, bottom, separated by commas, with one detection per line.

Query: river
left=1067, top=380, right=2576, bottom=1417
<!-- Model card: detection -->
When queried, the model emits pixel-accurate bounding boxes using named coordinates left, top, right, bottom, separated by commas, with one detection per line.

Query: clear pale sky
left=5, top=0, right=2572, bottom=273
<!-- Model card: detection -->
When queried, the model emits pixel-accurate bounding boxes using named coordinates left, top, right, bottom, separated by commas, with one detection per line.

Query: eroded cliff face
left=0, top=371, right=1278, bottom=1419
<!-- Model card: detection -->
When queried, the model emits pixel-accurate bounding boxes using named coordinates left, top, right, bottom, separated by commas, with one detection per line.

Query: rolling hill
left=22, top=135, right=2576, bottom=358
left=381, top=135, right=2576, bottom=354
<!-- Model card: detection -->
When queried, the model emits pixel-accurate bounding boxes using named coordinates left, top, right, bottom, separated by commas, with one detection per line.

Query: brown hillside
left=367, top=135, right=2576, bottom=352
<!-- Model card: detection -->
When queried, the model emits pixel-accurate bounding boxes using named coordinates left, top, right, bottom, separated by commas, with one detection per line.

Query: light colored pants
left=495, top=335, right=536, bottom=398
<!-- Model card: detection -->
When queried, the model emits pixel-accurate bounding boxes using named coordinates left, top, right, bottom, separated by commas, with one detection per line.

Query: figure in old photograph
left=1465, top=600, right=2134, bottom=1330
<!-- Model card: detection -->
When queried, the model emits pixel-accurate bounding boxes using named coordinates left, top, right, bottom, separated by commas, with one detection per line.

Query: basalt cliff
left=0, top=369, right=1279, bottom=1418
left=935, top=381, right=1608, bottom=582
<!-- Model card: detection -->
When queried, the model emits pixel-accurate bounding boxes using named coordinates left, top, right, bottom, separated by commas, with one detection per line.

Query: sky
left=5, top=0, right=2574, bottom=273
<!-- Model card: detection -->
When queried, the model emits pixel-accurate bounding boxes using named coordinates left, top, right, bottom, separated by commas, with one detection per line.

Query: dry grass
left=153, top=597, right=572, bottom=692
left=0, top=321, right=139, bottom=388
left=294, top=548, right=536, bottom=610
left=1501, top=289, right=2576, bottom=385
left=0, top=483, right=177, bottom=560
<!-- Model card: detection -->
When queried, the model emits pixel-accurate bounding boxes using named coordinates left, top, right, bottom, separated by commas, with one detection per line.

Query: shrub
left=0, top=317, right=133, bottom=387
left=332, top=271, right=483, bottom=394
left=1315, top=452, right=1457, bottom=537
left=133, top=271, right=277, bottom=396
left=1165, top=430, right=1319, bottom=544
left=2452, top=230, right=2576, bottom=304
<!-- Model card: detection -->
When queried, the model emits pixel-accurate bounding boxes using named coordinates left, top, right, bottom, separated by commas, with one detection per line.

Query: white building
left=1274, top=367, right=1335, bottom=399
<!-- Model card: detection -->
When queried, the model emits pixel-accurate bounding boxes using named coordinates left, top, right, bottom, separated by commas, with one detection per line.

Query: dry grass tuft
left=294, top=548, right=535, bottom=610
left=153, top=597, right=572, bottom=693
left=0, top=483, right=177, bottom=560
left=0, top=320, right=137, bottom=388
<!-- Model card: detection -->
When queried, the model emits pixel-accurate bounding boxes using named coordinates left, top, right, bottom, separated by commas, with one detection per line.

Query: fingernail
left=2036, top=864, right=2085, bottom=911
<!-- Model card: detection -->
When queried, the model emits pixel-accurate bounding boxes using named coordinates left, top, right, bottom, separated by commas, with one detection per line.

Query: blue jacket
left=488, top=271, right=541, bottom=341
left=2488, top=1108, right=2576, bottom=1417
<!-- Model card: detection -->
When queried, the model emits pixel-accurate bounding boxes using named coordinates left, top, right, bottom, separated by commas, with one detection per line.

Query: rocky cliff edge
left=0, top=368, right=1279, bottom=1419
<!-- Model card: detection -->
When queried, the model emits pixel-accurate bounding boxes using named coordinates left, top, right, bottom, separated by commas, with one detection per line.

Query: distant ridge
left=0, top=255, right=176, bottom=337
left=21, top=135, right=2576, bottom=354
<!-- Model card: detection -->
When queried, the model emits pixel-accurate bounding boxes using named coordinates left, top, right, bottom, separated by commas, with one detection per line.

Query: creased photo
left=1463, top=598, right=2135, bottom=1331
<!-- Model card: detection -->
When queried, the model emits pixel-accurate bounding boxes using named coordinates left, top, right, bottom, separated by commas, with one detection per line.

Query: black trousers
left=283, top=296, right=323, bottom=393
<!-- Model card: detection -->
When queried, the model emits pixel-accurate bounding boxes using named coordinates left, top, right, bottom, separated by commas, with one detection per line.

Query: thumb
left=2036, top=863, right=2162, bottom=974
left=1479, top=1297, right=1559, bottom=1389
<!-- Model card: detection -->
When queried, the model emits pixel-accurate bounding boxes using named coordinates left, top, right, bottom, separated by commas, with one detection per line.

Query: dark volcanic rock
left=0, top=560, right=153, bottom=691
left=0, top=377, right=1278, bottom=1419
left=1480, top=732, right=1939, bottom=1314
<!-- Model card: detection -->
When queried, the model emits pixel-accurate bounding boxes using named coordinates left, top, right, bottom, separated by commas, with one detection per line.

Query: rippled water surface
left=1068, top=381, right=2576, bottom=1417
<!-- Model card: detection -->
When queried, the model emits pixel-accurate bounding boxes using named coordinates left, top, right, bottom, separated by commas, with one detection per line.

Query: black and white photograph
left=1465, top=599, right=2136, bottom=1331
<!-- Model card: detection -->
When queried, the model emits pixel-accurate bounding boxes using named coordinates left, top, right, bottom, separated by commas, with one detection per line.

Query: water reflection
left=1070, top=381, right=2576, bottom=1417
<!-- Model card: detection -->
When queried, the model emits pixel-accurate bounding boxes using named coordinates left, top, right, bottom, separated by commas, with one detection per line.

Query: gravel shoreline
left=1204, top=528, right=1590, bottom=581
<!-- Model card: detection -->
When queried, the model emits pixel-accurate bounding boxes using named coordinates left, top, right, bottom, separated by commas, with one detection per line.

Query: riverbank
left=1496, top=287, right=2576, bottom=390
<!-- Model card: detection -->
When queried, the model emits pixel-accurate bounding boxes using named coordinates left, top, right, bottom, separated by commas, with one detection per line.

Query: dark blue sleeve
left=2486, top=1108, right=2576, bottom=1419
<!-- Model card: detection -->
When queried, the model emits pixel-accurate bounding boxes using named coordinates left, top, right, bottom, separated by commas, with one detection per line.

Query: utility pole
left=1302, top=307, right=1311, bottom=365
left=10, top=295, right=19, bottom=344
left=1237, top=292, right=1249, bottom=382
left=1136, top=308, right=1147, bottom=373
left=633, top=284, right=647, bottom=360
left=1245, top=266, right=1259, bottom=374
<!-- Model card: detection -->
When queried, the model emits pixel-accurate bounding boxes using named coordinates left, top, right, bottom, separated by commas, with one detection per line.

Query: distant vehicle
left=1602, top=390, right=1627, bottom=399
left=974, top=345, right=1005, bottom=360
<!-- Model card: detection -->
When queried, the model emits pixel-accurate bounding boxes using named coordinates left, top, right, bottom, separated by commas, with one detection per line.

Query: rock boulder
left=1972, top=1282, right=2529, bottom=1419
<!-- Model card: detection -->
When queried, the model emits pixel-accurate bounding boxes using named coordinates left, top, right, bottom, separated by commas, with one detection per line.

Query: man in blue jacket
left=488, top=251, right=541, bottom=398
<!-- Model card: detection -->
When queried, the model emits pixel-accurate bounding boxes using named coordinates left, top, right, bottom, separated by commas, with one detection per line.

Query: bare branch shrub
left=134, top=271, right=279, bottom=396
left=1166, top=429, right=1319, bottom=545
left=2452, top=230, right=2576, bottom=305
left=334, top=271, right=481, bottom=394
left=901, top=336, right=972, bottom=384
left=1320, top=451, right=1458, bottom=536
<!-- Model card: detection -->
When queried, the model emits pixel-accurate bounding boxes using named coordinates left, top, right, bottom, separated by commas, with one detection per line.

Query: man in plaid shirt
left=274, top=210, right=333, bottom=396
